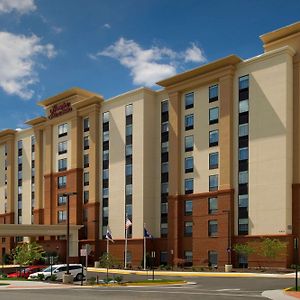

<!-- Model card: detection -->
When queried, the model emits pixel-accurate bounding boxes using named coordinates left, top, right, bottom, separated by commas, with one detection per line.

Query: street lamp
left=223, top=210, right=231, bottom=265
left=62, top=192, right=77, bottom=275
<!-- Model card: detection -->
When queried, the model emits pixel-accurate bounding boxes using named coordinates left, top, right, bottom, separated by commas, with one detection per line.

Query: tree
left=259, top=238, right=286, bottom=260
left=99, top=253, right=118, bottom=269
left=12, top=242, right=45, bottom=267
left=233, top=243, right=255, bottom=257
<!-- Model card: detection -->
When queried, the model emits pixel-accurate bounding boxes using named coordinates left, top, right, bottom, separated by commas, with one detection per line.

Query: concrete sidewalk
left=263, top=290, right=300, bottom=299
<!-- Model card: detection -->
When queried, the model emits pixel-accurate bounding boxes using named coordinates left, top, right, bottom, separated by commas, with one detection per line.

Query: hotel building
left=0, top=21, right=300, bottom=268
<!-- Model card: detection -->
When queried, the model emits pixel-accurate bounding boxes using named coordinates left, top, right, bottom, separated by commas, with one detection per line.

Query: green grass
left=127, top=279, right=185, bottom=284
left=0, top=283, right=9, bottom=286
left=286, top=287, right=300, bottom=292
left=0, top=277, right=28, bottom=281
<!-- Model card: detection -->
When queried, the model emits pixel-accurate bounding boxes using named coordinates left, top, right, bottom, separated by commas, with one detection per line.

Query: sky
left=0, top=0, right=299, bottom=130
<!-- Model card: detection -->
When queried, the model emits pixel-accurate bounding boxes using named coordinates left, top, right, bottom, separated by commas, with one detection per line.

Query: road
left=0, top=276, right=294, bottom=300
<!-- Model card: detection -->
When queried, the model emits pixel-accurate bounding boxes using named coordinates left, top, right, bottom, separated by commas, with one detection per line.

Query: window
left=82, top=172, right=89, bottom=186
left=239, top=123, right=248, bottom=137
left=17, top=140, right=23, bottom=156
left=84, top=136, right=89, bottom=150
left=209, top=152, right=219, bottom=169
left=103, top=206, right=109, bottom=218
left=58, top=195, right=67, bottom=206
left=239, top=75, right=249, bottom=90
left=238, top=194, right=248, bottom=208
left=58, top=123, right=68, bottom=137
left=126, top=204, right=132, bottom=216
left=58, top=158, right=67, bottom=171
left=125, top=164, right=132, bottom=176
left=126, top=184, right=132, bottom=196
left=161, top=121, right=169, bottom=133
left=58, top=176, right=66, bottom=189
left=239, top=99, right=249, bottom=113
left=161, top=100, right=168, bottom=113
left=58, top=210, right=67, bottom=223
left=185, top=157, right=193, bottom=173
left=83, top=118, right=90, bottom=132
left=103, top=168, right=109, bottom=180
left=239, top=171, right=248, bottom=184
left=126, top=104, right=133, bottom=116
left=208, top=250, right=218, bottom=267
left=83, top=190, right=89, bottom=204
left=126, top=124, right=132, bottom=136
left=208, top=220, right=218, bottom=236
left=209, top=85, right=218, bottom=102
left=161, top=223, right=168, bottom=236
left=185, top=135, right=194, bottom=152
left=58, top=141, right=67, bottom=154
left=184, top=221, right=193, bottom=237
left=238, top=218, right=248, bottom=234
left=84, top=154, right=89, bottom=168
left=185, top=114, right=194, bottom=130
left=209, top=107, right=219, bottom=125
left=103, top=131, right=109, bottom=142
left=126, top=144, right=132, bottom=156
left=160, top=251, right=168, bottom=265
left=103, top=187, right=109, bottom=198
left=239, top=147, right=248, bottom=161
left=185, top=178, right=194, bottom=194
left=208, top=197, right=218, bottom=214
left=209, top=175, right=218, bottom=191
left=103, top=150, right=109, bottom=161
left=161, top=202, right=168, bottom=214
left=161, top=141, right=169, bottom=153
left=185, top=92, right=194, bottom=109
left=161, top=162, right=168, bottom=173
left=184, top=200, right=193, bottom=216
left=103, top=112, right=109, bottom=123
left=209, top=130, right=219, bottom=147
left=161, top=182, right=169, bottom=194
left=184, top=251, right=193, bottom=264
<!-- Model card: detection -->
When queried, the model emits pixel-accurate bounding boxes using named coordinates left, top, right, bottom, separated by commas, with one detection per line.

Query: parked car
left=8, top=265, right=46, bottom=279
left=28, top=264, right=85, bottom=281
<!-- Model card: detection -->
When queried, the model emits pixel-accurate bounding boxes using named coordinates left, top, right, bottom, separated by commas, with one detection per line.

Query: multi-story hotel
left=0, top=21, right=300, bottom=268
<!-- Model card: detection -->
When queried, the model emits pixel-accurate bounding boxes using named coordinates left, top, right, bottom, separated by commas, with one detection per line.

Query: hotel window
left=161, top=141, right=169, bottom=153
left=126, top=184, right=132, bottom=196
left=208, top=220, right=218, bottom=236
left=126, top=104, right=133, bottom=116
left=209, top=130, right=219, bottom=147
left=185, top=157, right=193, bottom=173
left=161, top=202, right=168, bottom=214
left=239, top=147, right=248, bottom=161
left=125, top=144, right=132, bottom=156
left=58, top=141, right=67, bottom=154
left=161, top=162, right=168, bottom=173
left=209, top=174, right=218, bottom=191
left=83, top=136, right=89, bottom=150
left=184, top=251, right=193, bottom=264
left=160, top=251, right=168, bottom=265
left=58, top=210, right=67, bottom=223
left=83, top=154, right=89, bottom=168
left=18, top=140, right=23, bottom=156
left=161, top=100, right=168, bottom=113
left=58, top=195, right=67, bottom=206
left=239, top=171, right=248, bottom=184
left=185, top=92, right=194, bottom=109
left=58, top=158, right=67, bottom=172
left=103, top=187, right=109, bottom=198
left=103, top=150, right=109, bottom=161
left=125, top=164, right=132, bottom=176
left=125, top=204, right=132, bottom=216
left=161, top=182, right=169, bottom=194
left=209, top=152, right=219, bottom=169
left=208, top=250, right=218, bottom=266
left=184, top=200, right=193, bottom=216
left=161, top=121, right=169, bottom=133
left=83, top=118, right=90, bottom=132
left=239, top=75, right=249, bottom=90
left=58, top=123, right=68, bottom=137
left=103, top=206, right=109, bottom=218
left=103, top=168, right=109, bottom=180
left=238, top=218, right=249, bottom=235
left=239, top=99, right=249, bottom=114
left=83, top=172, right=89, bottom=186
left=103, top=131, right=109, bottom=142
left=161, top=223, right=168, bottom=236
left=83, top=190, right=89, bottom=204
left=185, top=178, right=194, bottom=194
left=209, top=84, right=218, bottom=102
left=126, top=124, right=132, bottom=136
left=103, top=111, right=109, bottom=123
left=184, top=221, right=193, bottom=237
left=185, top=114, right=194, bottom=131
left=209, top=107, right=219, bottom=125
left=208, top=197, right=218, bottom=214
left=185, top=135, right=194, bottom=152
left=239, top=123, right=248, bottom=137
left=58, top=176, right=67, bottom=189
left=239, top=194, right=248, bottom=208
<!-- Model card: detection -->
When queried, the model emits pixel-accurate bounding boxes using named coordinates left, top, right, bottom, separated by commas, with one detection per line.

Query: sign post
left=294, top=238, right=299, bottom=291
left=151, top=251, right=155, bottom=281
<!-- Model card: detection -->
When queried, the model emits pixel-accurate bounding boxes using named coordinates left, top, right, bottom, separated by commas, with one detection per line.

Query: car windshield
left=41, top=266, right=51, bottom=272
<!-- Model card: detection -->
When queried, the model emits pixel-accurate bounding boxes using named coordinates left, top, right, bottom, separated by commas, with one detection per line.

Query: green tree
left=233, top=243, right=255, bottom=257
left=99, top=253, right=118, bottom=269
left=259, top=238, right=286, bottom=260
left=12, top=242, right=45, bottom=267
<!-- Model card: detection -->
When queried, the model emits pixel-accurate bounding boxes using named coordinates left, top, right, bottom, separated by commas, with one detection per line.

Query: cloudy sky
left=0, top=0, right=299, bottom=129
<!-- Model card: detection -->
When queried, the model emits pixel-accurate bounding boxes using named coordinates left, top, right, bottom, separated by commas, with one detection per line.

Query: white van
left=28, top=264, right=85, bottom=281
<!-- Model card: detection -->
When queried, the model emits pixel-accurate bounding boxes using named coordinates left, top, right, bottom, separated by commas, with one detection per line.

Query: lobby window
left=209, top=107, right=219, bottom=125
left=58, top=141, right=67, bottom=154
left=58, top=176, right=67, bottom=189
left=209, top=84, right=218, bottom=102
left=208, top=250, right=218, bottom=267
left=161, top=223, right=168, bottom=237
left=184, top=221, right=193, bottom=237
left=58, top=210, right=67, bottom=223
left=83, top=190, right=89, bottom=204
left=83, top=172, right=89, bottom=186
left=160, top=251, right=168, bottom=265
left=184, top=251, right=193, bottom=265
left=58, top=195, right=67, bottom=206
left=58, top=158, right=67, bottom=172
left=185, top=114, right=194, bottom=130
left=58, top=123, right=68, bottom=138
left=83, top=136, right=89, bottom=150
left=209, top=152, right=219, bottom=169
left=185, top=156, right=193, bottom=173
left=208, top=197, right=218, bottom=214
left=83, top=117, right=90, bottom=132
left=239, top=147, right=248, bottom=161
left=239, top=75, right=249, bottom=90
left=185, top=135, right=194, bottom=152
left=239, top=99, right=249, bottom=114
left=83, top=154, right=89, bottom=168
left=239, top=171, right=248, bottom=185
left=209, top=174, right=218, bottom=191
left=239, top=123, right=249, bottom=137
left=238, top=218, right=249, bottom=235
left=184, top=200, right=193, bottom=216
left=185, top=92, right=194, bottom=109
left=208, top=220, right=218, bottom=237
left=185, top=178, right=194, bottom=194
left=209, top=130, right=219, bottom=147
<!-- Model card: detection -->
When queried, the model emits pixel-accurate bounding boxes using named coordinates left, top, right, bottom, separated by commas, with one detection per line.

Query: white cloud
left=0, top=32, right=56, bottom=99
left=0, top=0, right=36, bottom=14
left=95, top=38, right=206, bottom=87
left=103, top=23, right=111, bottom=29
left=185, top=43, right=206, bottom=63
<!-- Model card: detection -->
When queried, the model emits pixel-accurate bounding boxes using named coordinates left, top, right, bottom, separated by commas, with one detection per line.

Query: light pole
left=223, top=210, right=231, bottom=265
left=62, top=192, right=77, bottom=275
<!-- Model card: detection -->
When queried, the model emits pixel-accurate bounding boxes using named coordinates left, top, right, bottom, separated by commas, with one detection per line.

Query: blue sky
left=0, top=0, right=299, bottom=129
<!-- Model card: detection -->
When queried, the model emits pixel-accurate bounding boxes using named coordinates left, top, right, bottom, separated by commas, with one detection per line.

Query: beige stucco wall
left=0, top=144, right=5, bottom=214
left=234, top=47, right=294, bottom=235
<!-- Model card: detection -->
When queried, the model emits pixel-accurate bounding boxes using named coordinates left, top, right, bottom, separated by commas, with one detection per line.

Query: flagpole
left=106, top=238, right=109, bottom=282
left=124, top=225, right=128, bottom=269
left=143, top=223, right=146, bottom=270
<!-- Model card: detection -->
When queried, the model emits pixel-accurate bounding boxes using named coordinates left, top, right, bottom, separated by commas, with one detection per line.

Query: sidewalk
left=263, top=290, right=300, bottom=300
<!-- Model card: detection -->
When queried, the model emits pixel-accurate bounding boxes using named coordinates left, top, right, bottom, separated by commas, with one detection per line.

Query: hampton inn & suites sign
left=48, top=102, right=72, bottom=119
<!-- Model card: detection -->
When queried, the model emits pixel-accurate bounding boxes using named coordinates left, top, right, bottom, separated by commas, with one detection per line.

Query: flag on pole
left=125, top=218, right=132, bottom=230
left=144, top=227, right=152, bottom=238
left=105, top=227, right=114, bottom=242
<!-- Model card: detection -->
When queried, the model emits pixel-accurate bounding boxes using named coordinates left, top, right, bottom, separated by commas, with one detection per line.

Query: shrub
left=37, top=274, right=44, bottom=281
left=114, top=276, right=123, bottom=283
left=50, top=274, right=57, bottom=281
left=88, top=277, right=96, bottom=285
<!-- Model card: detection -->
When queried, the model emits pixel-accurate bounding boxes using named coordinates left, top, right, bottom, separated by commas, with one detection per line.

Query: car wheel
left=75, top=273, right=83, bottom=281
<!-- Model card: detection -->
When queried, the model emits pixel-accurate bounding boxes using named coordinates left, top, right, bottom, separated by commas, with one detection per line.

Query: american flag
left=105, top=227, right=114, bottom=242
left=125, top=218, right=132, bottom=230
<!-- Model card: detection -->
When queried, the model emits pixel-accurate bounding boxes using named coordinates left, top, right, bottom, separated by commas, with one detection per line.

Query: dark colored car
left=8, top=265, right=46, bottom=278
